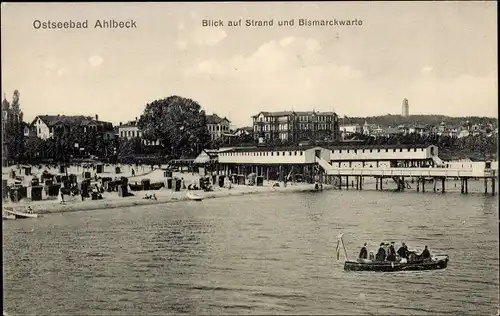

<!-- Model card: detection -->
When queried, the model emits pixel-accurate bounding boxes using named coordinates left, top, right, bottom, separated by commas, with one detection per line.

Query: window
left=347, top=149, right=350, bottom=153
left=407, top=148, right=410, bottom=152
left=300, top=151, right=303, bottom=156
left=294, top=151, right=297, bottom=156
left=277, top=152, right=280, bottom=156
left=289, top=151, right=292, bottom=156
left=385, top=149, right=388, bottom=152
left=271, top=152, right=273, bottom=156
left=400, top=149, right=403, bottom=152
left=377, top=149, right=380, bottom=153
left=414, top=148, right=417, bottom=152
left=339, top=149, right=342, bottom=153
left=393, top=149, right=396, bottom=152
left=283, top=152, right=286, bottom=156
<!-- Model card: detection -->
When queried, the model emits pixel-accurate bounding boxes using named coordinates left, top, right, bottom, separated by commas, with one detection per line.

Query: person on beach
left=358, top=243, right=368, bottom=259
left=58, top=189, right=65, bottom=204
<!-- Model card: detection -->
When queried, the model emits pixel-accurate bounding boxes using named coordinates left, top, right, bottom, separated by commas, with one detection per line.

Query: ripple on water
left=2, top=191, right=499, bottom=315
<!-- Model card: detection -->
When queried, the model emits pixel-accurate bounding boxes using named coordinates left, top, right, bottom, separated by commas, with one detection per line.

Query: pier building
left=327, top=144, right=441, bottom=168
left=214, top=144, right=496, bottom=195
left=217, top=145, right=330, bottom=182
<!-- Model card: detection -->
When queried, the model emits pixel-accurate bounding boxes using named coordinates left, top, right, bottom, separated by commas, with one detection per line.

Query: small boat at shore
left=3, top=208, right=40, bottom=219
left=344, top=255, right=449, bottom=272
left=186, top=192, right=203, bottom=201
left=3, top=213, right=16, bottom=220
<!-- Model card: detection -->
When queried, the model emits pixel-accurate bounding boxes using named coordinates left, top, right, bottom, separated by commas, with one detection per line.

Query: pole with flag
left=336, top=232, right=349, bottom=261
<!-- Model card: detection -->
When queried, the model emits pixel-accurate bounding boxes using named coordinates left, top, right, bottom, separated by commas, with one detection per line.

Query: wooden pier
left=316, top=157, right=497, bottom=195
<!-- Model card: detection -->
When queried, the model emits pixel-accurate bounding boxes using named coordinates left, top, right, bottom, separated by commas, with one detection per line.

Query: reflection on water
left=3, top=189, right=499, bottom=315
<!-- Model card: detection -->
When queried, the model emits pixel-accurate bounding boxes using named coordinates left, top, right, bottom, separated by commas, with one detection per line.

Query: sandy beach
left=2, top=164, right=331, bottom=215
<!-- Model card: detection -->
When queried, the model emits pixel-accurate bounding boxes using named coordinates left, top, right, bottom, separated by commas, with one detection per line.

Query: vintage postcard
left=2, top=2, right=498, bottom=315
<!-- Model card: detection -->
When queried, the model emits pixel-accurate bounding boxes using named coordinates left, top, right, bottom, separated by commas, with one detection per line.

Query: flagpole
left=336, top=233, right=349, bottom=261
left=341, top=235, right=348, bottom=260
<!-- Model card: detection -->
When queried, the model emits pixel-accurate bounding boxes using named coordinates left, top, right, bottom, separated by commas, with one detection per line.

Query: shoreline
left=3, top=184, right=334, bottom=216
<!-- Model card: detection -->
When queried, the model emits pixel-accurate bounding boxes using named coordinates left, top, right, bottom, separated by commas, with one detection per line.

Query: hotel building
left=252, top=110, right=340, bottom=144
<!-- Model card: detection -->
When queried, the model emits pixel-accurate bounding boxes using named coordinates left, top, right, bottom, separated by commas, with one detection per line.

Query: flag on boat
left=335, top=233, right=344, bottom=261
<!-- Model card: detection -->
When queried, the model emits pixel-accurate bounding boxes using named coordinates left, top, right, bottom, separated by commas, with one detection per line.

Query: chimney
left=119, top=122, right=122, bottom=126
left=95, top=114, right=99, bottom=121
left=135, top=117, right=138, bottom=122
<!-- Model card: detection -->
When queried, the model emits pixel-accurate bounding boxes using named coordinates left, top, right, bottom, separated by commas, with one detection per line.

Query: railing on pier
left=315, top=157, right=495, bottom=178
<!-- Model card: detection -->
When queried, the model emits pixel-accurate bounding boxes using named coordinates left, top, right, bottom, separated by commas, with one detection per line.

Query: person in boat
left=421, top=245, right=431, bottom=260
left=387, top=242, right=396, bottom=261
left=375, top=243, right=386, bottom=261
left=382, top=243, right=390, bottom=260
left=397, top=242, right=409, bottom=259
left=358, top=243, right=368, bottom=259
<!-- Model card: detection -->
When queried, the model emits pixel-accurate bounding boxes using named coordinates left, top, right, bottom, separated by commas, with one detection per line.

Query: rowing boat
left=186, top=192, right=203, bottom=201
left=344, top=255, right=449, bottom=272
left=3, top=209, right=40, bottom=219
left=2, top=214, right=16, bottom=220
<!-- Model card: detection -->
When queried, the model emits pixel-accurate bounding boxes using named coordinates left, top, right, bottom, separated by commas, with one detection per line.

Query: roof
left=33, top=115, right=112, bottom=128
left=119, top=120, right=138, bottom=128
left=193, top=149, right=219, bottom=164
left=236, top=126, right=253, bottom=132
left=384, top=127, right=404, bottom=134
left=223, top=145, right=320, bottom=153
left=325, top=144, right=433, bottom=150
left=252, top=110, right=338, bottom=118
left=206, top=114, right=230, bottom=124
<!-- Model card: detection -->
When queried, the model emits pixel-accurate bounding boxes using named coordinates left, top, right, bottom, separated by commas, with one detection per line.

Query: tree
left=24, top=137, right=44, bottom=163
left=138, top=95, right=210, bottom=158
left=3, top=90, right=25, bottom=164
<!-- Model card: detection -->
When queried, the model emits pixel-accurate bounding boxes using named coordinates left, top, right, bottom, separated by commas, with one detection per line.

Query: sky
left=1, top=2, right=497, bottom=128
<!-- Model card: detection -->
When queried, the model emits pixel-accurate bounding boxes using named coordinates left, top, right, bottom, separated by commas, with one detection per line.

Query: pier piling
left=422, top=178, right=425, bottom=193
left=416, top=178, right=420, bottom=192
left=433, top=178, right=437, bottom=193
left=460, top=178, right=464, bottom=194
left=441, top=177, right=445, bottom=193
left=484, top=177, right=488, bottom=195
left=492, top=175, right=496, bottom=195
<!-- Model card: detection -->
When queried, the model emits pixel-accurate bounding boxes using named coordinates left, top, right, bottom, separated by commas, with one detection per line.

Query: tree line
left=3, top=93, right=498, bottom=165
left=343, top=114, right=497, bottom=130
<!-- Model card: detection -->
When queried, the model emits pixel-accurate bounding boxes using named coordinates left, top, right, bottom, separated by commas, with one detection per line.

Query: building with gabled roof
left=31, top=114, right=114, bottom=140
left=206, top=113, right=231, bottom=141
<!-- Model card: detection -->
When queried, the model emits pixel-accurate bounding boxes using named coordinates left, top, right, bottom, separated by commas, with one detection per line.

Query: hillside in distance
left=343, top=114, right=498, bottom=127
